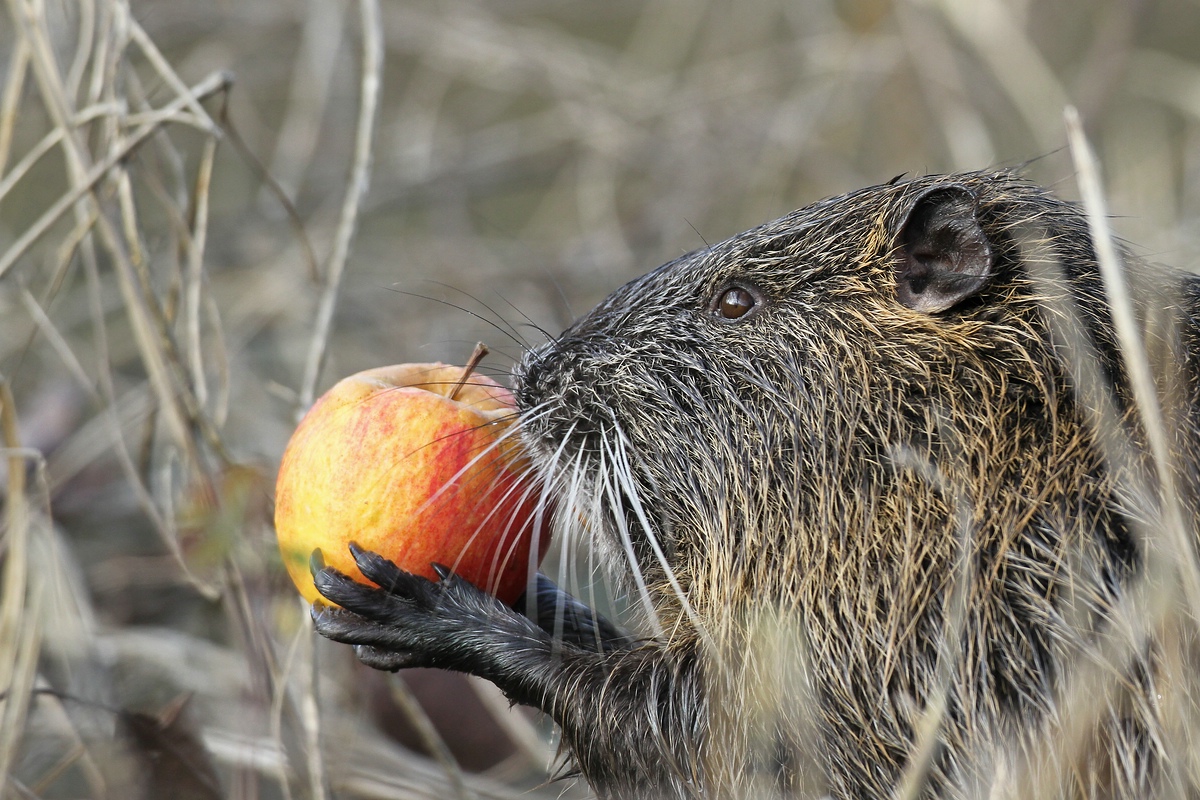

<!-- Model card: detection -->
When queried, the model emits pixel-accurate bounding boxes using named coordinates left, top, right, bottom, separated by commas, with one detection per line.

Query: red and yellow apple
left=274, top=362, right=550, bottom=606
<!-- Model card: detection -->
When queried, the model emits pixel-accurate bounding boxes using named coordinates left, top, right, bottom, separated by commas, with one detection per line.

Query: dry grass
left=1, top=0, right=1199, bottom=798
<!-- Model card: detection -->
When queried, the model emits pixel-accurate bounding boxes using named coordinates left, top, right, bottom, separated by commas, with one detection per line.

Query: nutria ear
left=894, top=185, right=993, bottom=313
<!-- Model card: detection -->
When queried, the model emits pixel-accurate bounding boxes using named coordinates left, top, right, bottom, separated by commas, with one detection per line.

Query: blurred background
left=1, top=0, right=1198, bottom=797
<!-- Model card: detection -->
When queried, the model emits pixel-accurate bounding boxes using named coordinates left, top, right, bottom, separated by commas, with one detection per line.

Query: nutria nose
left=515, top=336, right=612, bottom=446
left=515, top=332, right=591, bottom=406
left=513, top=341, right=555, bottom=412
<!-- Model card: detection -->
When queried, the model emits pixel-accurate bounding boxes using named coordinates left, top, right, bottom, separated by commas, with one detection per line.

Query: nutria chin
left=311, top=170, right=1200, bottom=799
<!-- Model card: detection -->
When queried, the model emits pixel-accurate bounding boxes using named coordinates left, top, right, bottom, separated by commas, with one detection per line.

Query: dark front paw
left=310, top=543, right=509, bottom=672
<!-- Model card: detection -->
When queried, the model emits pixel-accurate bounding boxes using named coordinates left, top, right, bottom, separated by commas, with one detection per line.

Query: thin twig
left=186, top=134, right=219, bottom=409
left=0, top=70, right=232, bottom=281
left=0, top=124, right=66, bottom=203
left=204, top=291, right=232, bottom=428
left=0, top=35, right=30, bottom=180
left=125, top=13, right=218, bottom=134
left=1065, top=106, right=1200, bottom=612
left=304, top=628, right=328, bottom=800
left=0, top=376, right=43, bottom=789
left=297, top=0, right=383, bottom=415
left=63, top=0, right=94, bottom=101
left=19, top=289, right=102, bottom=403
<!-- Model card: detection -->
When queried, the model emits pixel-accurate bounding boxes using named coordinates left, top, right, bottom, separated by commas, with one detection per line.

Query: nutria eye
left=714, top=286, right=757, bottom=320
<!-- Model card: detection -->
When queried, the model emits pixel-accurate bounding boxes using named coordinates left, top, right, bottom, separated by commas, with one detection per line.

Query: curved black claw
left=353, top=644, right=422, bottom=671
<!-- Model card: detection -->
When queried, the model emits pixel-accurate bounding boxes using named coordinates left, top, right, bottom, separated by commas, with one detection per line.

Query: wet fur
left=313, top=171, right=1200, bottom=798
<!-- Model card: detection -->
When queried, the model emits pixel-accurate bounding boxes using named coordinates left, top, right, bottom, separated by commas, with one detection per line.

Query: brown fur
left=513, top=171, right=1200, bottom=797
left=315, top=171, right=1200, bottom=798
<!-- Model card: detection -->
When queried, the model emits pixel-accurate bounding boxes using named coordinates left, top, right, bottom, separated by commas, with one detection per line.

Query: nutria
left=310, top=170, right=1200, bottom=798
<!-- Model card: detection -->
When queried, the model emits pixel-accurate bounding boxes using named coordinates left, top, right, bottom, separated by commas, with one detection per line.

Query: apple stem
left=449, top=342, right=489, bottom=401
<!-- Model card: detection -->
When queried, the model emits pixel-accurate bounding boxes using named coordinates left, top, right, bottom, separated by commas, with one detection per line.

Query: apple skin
left=274, top=363, right=550, bottom=606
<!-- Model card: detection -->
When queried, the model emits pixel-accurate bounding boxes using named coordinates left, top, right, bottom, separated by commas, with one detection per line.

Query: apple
left=274, top=361, right=550, bottom=606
